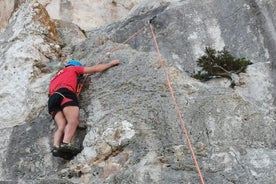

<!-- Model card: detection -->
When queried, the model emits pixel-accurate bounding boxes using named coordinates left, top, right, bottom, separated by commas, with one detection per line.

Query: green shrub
left=192, top=47, right=252, bottom=83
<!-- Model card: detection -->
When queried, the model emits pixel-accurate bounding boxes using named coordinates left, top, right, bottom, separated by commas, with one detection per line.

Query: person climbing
left=48, top=59, right=119, bottom=158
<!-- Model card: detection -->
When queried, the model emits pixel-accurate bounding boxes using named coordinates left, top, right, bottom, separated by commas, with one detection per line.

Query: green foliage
left=59, top=42, right=67, bottom=49
left=192, top=47, right=252, bottom=81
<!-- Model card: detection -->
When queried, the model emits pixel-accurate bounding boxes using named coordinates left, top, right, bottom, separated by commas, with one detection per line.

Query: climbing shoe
left=51, top=146, right=63, bottom=157
left=51, top=145, right=79, bottom=160
left=59, top=143, right=82, bottom=156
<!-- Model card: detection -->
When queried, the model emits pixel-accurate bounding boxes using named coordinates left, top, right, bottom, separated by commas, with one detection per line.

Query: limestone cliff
left=0, top=0, right=144, bottom=31
left=0, top=0, right=275, bottom=184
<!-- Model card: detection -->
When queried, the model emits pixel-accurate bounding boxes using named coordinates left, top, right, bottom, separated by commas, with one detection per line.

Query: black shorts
left=48, top=88, right=79, bottom=118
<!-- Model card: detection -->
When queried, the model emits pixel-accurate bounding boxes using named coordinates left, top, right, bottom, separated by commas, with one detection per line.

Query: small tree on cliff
left=192, top=47, right=252, bottom=87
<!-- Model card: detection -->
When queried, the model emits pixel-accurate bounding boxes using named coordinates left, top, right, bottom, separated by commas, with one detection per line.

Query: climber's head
left=65, top=60, right=83, bottom=67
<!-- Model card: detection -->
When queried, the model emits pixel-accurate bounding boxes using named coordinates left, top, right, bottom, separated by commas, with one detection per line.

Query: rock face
left=0, top=2, right=60, bottom=128
left=0, top=0, right=144, bottom=31
left=0, top=0, right=25, bottom=30
left=0, top=0, right=275, bottom=184
left=44, top=0, right=144, bottom=31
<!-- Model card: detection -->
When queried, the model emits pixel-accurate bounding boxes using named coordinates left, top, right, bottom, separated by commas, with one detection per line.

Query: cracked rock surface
left=0, top=0, right=275, bottom=183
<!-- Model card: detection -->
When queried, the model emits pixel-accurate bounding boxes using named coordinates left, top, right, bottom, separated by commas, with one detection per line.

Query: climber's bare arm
left=83, top=60, right=120, bottom=74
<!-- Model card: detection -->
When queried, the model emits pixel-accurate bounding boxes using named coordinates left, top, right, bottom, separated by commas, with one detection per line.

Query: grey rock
left=0, top=0, right=275, bottom=184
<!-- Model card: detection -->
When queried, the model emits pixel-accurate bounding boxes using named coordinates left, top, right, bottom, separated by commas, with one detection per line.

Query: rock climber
left=48, top=59, right=119, bottom=158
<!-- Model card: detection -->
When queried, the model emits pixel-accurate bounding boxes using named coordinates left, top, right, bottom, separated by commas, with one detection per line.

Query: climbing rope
left=149, top=24, right=205, bottom=184
left=97, top=24, right=150, bottom=64
left=77, top=22, right=205, bottom=183
left=76, top=74, right=89, bottom=97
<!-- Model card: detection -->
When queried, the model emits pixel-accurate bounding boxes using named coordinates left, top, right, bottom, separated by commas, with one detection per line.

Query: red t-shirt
left=49, top=66, right=84, bottom=95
